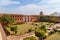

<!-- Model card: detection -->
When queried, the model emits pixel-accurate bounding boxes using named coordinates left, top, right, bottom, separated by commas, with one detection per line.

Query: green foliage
left=49, top=31, right=55, bottom=35
left=4, top=26, right=18, bottom=35
left=0, top=14, right=14, bottom=25
left=23, top=36, right=37, bottom=40
left=40, top=25, right=46, bottom=29
left=39, top=25, right=47, bottom=32
left=53, top=28, right=57, bottom=32
left=28, top=28, right=32, bottom=32
left=4, top=26, right=10, bottom=35
left=38, top=16, right=48, bottom=22
left=35, top=29, right=46, bottom=38
left=35, top=27, right=37, bottom=29
left=14, top=22, right=25, bottom=25
left=49, top=28, right=57, bottom=35
left=10, top=26, right=17, bottom=34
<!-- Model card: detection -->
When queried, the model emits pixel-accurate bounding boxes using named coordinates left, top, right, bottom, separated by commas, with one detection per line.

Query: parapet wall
left=0, top=23, right=7, bottom=40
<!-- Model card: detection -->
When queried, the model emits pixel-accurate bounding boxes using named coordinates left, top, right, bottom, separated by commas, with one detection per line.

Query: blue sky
left=0, top=0, right=60, bottom=15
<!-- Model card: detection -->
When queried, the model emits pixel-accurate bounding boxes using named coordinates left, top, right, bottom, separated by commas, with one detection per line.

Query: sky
left=0, top=0, right=60, bottom=15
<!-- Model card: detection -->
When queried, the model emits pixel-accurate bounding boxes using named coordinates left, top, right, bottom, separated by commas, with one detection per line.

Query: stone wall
left=0, top=14, right=39, bottom=23
left=0, top=23, right=7, bottom=40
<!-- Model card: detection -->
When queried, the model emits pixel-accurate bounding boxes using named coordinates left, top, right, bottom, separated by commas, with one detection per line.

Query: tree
left=23, top=36, right=37, bottom=40
left=49, top=16, right=58, bottom=22
left=0, top=14, right=14, bottom=25
left=49, top=12, right=59, bottom=22
left=38, top=16, right=48, bottom=22
left=35, top=29, right=46, bottom=40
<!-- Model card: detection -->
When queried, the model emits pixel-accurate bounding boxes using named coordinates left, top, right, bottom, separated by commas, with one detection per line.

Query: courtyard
left=5, top=22, right=54, bottom=35
left=0, top=22, right=60, bottom=40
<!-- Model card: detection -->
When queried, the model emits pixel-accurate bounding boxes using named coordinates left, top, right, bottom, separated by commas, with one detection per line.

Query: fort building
left=0, top=12, right=60, bottom=23
left=0, top=12, right=44, bottom=23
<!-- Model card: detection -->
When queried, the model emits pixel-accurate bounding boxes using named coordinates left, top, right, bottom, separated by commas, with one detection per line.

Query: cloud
left=9, top=4, right=40, bottom=15
left=0, top=0, right=60, bottom=15
left=0, top=0, right=20, bottom=6
left=39, top=0, right=60, bottom=14
left=8, top=0, right=60, bottom=15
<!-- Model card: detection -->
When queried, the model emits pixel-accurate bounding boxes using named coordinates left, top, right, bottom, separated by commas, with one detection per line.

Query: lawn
left=33, top=22, right=54, bottom=26
left=5, top=22, right=54, bottom=35
left=7, top=23, right=38, bottom=35
left=45, top=32, right=60, bottom=40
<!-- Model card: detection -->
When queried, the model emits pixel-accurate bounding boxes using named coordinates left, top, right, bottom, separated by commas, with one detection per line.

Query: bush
left=40, top=25, right=46, bottom=29
left=35, top=27, right=37, bottom=29
left=14, top=22, right=25, bottom=25
left=49, top=28, right=57, bottom=35
left=39, top=25, right=47, bottom=32
left=31, top=23, right=34, bottom=25
left=4, top=27, right=10, bottom=35
left=28, top=28, right=32, bottom=32
left=49, top=31, right=55, bottom=35
left=10, top=26, right=17, bottom=35
left=23, top=36, right=37, bottom=40
left=53, top=28, right=57, bottom=32
left=35, top=24, right=38, bottom=26
left=35, top=29, right=46, bottom=38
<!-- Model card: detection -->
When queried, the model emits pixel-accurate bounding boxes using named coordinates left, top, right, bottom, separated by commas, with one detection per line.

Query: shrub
left=35, top=29, right=46, bottom=38
left=23, top=36, right=37, bottom=40
left=49, top=31, right=55, bottom=35
left=35, top=27, right=37, bottom=29
left=40, top=25, right=46, bottom=29
left=35, top=24, right=38, bottom=26
left=31, top=23, right=34, bottom=25
left=28, top=28, right=32, bottom=32
left=4, top=27, right=10, bottom=35
left=49, top=28, right=57, bottom=35
left=53, top=28, right=57, bottom=32
left=10, top=26, right=17, bottom=35
left=14, top=22, right=25, bottom=25
left=39, top=25, right=47, bottom=32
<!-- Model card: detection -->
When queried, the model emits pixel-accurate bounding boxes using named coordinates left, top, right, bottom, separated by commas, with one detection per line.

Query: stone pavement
left=7, top=31, right=35, bottom=40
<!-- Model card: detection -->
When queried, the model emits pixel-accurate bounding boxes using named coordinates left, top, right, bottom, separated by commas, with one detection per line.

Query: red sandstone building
left=0, top=11, right=44, bottom=23
left=1, top=11, right=60, bottom=23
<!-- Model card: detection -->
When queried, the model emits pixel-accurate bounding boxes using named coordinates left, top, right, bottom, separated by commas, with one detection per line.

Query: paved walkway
left=51, top=23, right=60, bottom=28
left=7, top=31, right=35, bottom=40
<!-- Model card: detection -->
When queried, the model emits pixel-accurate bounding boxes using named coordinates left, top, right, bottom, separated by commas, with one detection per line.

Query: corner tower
left=39, top=11, right=44, bottom=16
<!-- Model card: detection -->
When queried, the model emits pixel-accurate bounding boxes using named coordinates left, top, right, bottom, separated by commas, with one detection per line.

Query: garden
left=0, top=14, right=60, bottom=40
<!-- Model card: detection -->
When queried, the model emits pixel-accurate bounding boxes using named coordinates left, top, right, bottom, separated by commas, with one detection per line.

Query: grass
left=33, top=22, right=54, bottom=25
left=45, top=32, right=60, bottom=40
left=6, top=22, right=54, bottom=35
left=8, top=23, right=38, bottom=35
